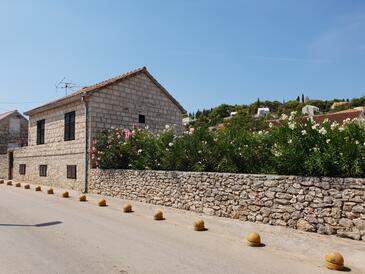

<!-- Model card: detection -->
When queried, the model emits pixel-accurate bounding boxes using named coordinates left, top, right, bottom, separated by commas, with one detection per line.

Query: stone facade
left=0, top=154, right=8, bottom=179
left=10, top=68, right=185, bottom=190
left=89, top=169, right=365, bottom=240
left=88, top=72, right=184, bottom=140
left=0, top=111, right=28, bottom=154
left=13, top=101, right=86, bottom=190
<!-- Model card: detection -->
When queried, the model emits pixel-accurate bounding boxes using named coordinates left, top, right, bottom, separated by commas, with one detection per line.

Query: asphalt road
left=0, top=183, right=364, bottom=274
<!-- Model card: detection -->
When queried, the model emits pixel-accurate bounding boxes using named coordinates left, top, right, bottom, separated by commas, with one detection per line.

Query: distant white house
left=182, top=117, right=194, bottom=126
left=302, top=105, right=319, bottom=116
left=256, top=107, right=270, bottom=117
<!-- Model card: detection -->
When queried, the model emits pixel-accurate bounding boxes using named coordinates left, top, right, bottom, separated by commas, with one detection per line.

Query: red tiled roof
left=312, top=108, right=363, bottom=124
left=0, top=111, right=15, bottom=121
left=25, top=67, right=186, bottom=115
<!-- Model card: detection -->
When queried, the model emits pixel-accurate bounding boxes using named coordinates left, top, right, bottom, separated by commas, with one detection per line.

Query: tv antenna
left=55, top=77, right=82, bottom=96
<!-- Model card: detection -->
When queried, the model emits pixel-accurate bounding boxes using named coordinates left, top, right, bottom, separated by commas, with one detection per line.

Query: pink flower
left=122, top=128, right=133, bottom=140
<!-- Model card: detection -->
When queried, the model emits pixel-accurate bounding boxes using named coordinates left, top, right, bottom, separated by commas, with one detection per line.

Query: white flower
left=198, top=150, right=202, bottom=154
left=168, top=142, right=174, bottom=147
left=313, top=147, right=319, bottom=152
left=189, top=127, right=195, bottom=132
left=338, top=126, right=345, bottom=132
left=280, top=114, right=288, bottom=120
left=312, top=124, right=319, bottom=130
left=288, top=122, right=296, bottom=130
left=319, top=127, right=327, bottom=135
left=288, top=139, right=292, bottom=144
left=326, top=139, right=331, bottom=144
left=355, top=140, right=359, bottom=145
left=323, top=118, right=329, bottom=123
left=145, top=125, right=149, bottom=130
left=137, top=149, right=143, bottom=154
left=301, top=130, right=307, bottom=136
left=330, top=121, right=339, bottom=130
left=165, top=124, right=170, bottom=129
left=269, top=122, right=273, bottom=128
left=258, top=130, right=263, bottom=135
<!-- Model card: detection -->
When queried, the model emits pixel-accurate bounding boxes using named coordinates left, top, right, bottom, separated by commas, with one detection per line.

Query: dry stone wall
left=89, top=169, right=365, bottom=240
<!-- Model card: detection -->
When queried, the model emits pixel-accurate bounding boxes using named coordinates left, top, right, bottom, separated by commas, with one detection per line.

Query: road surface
left=0, top=182, right=364, bottom=274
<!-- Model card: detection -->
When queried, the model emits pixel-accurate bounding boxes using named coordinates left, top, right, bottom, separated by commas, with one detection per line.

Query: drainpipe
left=81, top=93, right=89, bottom=193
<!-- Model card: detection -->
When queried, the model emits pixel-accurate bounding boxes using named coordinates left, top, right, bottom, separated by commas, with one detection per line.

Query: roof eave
left=24, top=94, right=84, bottom=116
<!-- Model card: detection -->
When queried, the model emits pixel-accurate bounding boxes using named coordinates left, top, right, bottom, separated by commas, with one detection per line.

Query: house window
left=19, top=164, right=26, bottom=175
left=138, top=114, right=145, bottom=124
left=64, top=111, right=76, bottom=141
left=39, top=165, right=47, bottom=177
left=67, top=165, right=77, bottom=179
left=36, top=119, right=45, bottom=145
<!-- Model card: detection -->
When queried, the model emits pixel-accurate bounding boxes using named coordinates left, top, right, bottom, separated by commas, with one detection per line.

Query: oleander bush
left=92, top=112, right=365, bottom=177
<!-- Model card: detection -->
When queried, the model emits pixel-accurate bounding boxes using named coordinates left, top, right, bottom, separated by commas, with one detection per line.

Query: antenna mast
left=55, top=77, right=81, bottom=96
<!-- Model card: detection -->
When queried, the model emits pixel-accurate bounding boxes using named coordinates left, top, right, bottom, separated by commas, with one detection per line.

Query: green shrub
left=93, top=114, right=365, bottom=177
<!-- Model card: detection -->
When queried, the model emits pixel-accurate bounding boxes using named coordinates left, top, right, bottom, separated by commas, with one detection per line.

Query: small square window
left=19, top=164, right=26, bottom=175
left=39, top=165, right=47, bottom=177
left=138, top=114, right=145, bottom=124
left=67, top=165, right=77, bottom=179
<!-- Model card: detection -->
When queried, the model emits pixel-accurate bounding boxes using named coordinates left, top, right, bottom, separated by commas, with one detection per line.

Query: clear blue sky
left=0, top=0, right=364, bottom=114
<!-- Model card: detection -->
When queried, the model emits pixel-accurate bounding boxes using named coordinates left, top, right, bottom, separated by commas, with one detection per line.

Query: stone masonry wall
left=88, top=72, right=184, bottom=141
left=89, top=169, right=365, bottom=240
left=0, top=154, right=8, bottom=179
left=0, top=112, right=28, bottom=154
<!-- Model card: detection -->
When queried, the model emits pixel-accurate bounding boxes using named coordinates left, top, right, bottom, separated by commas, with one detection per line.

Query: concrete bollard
left=79, top=195, right=87, bottom=202
left=324, top=251, right=344, bottom=271
left=98, top=199, right=107, bottom=207
left=123, top=204, right=132, bottom=213
left=246, top=232, right=262, bottom=247
left=7, top=181, right=12, bottom=186
left=15, top=183, right=21, bottom=187
left=154, top=210, right=164, bottom=221
left=35, top=186, right=42, bottom=191
left=193, top=219, right=206, bottom=231
left=62, top=191, right=69, bottom=198
left=24, top=184, right=30, bottom=189
left=47, top=188, right=54, bottom=194
left=0, top=179, right=4, bottom=184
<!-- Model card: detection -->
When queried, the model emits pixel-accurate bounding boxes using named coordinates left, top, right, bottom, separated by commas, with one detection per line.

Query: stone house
left=11, top=67, right=185, bottom=190
left=0, top=110, right=28, bottom=179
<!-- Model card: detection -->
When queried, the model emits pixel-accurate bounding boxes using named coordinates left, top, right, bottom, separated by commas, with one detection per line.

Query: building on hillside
left=7, top=67, right=185, bottom=189
left=302, top=105, right=320, bottom=116
left=331, top=101, right=349, bottom=110
left=311, top=107, right=365, bottom=124
left=182, top=116, right=194, bottom=126
left=256, top=107, right=270, bottom=117
left=0, top=110, right=28, bottom=179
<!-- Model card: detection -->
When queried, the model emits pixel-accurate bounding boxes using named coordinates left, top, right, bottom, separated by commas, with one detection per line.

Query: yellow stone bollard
left=47, top=188, right=54, bottom=194
left=324, top=251, right=344, bottom=271
left=62, top=191, right=69, bottom=198
left=123, top=204, right=132, bottom=213
left=15, top=183, right=21, bottom=187
left=154, top=210, right=164, bottom=220
left=193, top=219, right=206, bottom=231
left=24, top=184, right=30, bottom=189
left=79, top=195, right=87, bottom=202
left=35, top=186, right=42, bottom=191
left=246, top=232, right=261, bottom=247
left=98, top=199, right=107, bottom=207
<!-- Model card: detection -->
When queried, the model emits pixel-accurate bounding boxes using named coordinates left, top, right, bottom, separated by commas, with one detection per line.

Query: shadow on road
left=0, top=221, right=62, bottom=227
